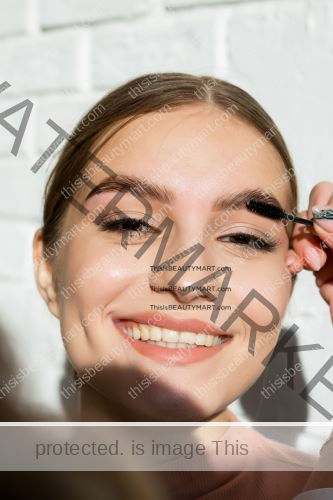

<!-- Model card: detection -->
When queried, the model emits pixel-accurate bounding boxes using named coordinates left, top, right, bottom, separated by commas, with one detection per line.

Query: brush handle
left=288, top=215, right=313, bottom=227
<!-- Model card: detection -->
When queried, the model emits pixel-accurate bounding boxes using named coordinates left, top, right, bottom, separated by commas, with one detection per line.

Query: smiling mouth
left=117, top=322, right=231, bottom=350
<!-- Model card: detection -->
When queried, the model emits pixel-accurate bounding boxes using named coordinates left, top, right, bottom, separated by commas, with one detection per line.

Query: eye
left=218, top=232, right=278, bottom=252
left=98, top=214, right=156, bottom=238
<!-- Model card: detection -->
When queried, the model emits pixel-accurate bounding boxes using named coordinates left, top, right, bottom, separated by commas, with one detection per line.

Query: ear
left=285, top=248, right=304, bottom=276
left=33, top=229, right=60, bottom=318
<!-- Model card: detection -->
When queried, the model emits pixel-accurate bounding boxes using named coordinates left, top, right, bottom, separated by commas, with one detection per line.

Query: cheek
left=60, top=243, right=140, bottom=309
left=229, top=255, right=292, bottom=327
left=56, top=235, right=156, bottom=344
left=56, top=241, right=145, bottom=370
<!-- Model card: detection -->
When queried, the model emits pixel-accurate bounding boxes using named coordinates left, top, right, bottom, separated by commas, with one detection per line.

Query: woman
left=33, top=73, right=333, bottom=498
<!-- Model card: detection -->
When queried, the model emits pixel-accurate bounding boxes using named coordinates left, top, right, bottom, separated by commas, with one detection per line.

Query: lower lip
left=114, top=322, right=233, bottom=365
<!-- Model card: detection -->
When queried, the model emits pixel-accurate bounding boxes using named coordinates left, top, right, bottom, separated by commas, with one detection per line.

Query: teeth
left=150, top=327, right=162, bottom=342
left=139, top=324, right=150, bottom=341
left=204, top=335, right=213, bottom=347
left=211, top=336, right=221, bottom=346
left=195, top=333, right=206, bottom=346
left=177, top=343, right=187, bottom=349
left=179, top=332, right=196, bottom=345
left=133, top=328, right=141, bottom=340
left=162, top=329, right=178, bottom=342
left=166, top=342, right=177, bottom=349
left=119, top=323, right=230, bottom=349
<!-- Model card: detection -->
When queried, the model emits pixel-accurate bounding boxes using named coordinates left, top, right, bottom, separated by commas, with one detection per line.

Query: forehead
left=81, top=104, right=291, bottom=209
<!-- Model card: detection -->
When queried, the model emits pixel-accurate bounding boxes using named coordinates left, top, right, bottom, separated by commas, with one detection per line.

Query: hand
left=290, top=182, right=333, bottom=321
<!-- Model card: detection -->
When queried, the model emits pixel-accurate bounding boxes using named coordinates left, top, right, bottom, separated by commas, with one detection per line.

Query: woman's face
left=36, top=104, right=297, bottom=421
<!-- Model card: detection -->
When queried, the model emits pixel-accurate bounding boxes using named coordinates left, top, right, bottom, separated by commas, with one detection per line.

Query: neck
left=80, top=386, right=237, bottom=498
left=80, top=384, right=232, bottom=427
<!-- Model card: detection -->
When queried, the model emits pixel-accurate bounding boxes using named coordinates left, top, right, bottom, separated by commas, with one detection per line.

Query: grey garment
left=293, top=489, right=333, bottom=499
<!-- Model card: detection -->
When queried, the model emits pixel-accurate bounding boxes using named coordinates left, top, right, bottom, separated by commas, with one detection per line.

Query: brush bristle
left=246, top=200, right=286, bottom=220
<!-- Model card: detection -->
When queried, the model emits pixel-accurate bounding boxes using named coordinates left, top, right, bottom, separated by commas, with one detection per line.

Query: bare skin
left=33, top=104, right=333, bottom=426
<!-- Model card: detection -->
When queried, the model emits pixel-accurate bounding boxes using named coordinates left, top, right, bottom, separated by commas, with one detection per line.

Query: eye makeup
left=98, top=213, right=156, bottom=237
left=218, top=232, right=279, bottom=253
left=246, top=200, right=313, bottom=227
left=98, top=212, right=279, bottom=253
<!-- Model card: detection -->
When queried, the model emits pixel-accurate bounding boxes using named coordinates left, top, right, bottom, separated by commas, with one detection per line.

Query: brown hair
left=42, top=72, right=298, bottom=255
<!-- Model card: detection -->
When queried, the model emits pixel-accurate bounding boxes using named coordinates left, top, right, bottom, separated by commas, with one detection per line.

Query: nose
left=150, top=244, right=227, bottom=304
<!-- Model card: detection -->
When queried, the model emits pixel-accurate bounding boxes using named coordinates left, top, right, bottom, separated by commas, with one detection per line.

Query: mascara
left=246, top=200, right=314, bottom=227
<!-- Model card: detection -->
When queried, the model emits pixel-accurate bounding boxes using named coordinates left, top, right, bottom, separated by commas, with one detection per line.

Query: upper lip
left=114, top=312, right=232, bottom=336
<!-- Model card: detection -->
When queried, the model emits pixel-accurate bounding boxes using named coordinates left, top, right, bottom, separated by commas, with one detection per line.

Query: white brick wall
left=92, top=13, right=216, bottom=87
left=0, top=0, right=332, bottom=450
left=0, top=31, right=84, bottom=94
left=0, top=0, right=30, bottom=37
left=40, top=0, right=151, bottom=28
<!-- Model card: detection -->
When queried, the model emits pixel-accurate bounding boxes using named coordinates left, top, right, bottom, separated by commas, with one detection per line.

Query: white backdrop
left=0, top=0, right=332, bottom=453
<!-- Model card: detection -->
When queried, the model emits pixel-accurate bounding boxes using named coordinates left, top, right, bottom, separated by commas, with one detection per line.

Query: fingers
left=291, top=211, right=327, bottom=272
left=315, top=253, right=333, bottom=286
left=285, top=249, right=304, bottom=276
left=308, top=181, right=333, bottom=217
left=312, top=207, right=333, bottom=250
left=303, top=182, right=333, bottom=321
left=318, top=280, right=333, bottom=322
left=307, top=181, right=333, bottom=250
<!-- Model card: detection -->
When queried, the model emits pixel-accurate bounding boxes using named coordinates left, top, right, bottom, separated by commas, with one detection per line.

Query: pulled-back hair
left=42, top=72, right=298, bottom=257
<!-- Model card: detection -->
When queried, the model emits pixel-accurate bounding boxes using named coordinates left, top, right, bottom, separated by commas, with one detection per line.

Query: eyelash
left=219, top=232, right=278, bottom=252
left=98, top=216, right=155, bottom=235
left=98, top=217, right=278, bottom=252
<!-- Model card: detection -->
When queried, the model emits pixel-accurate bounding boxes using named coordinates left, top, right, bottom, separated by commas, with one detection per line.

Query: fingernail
left=304, top=247, right=322, bottom=271
left=312, top=207, right=333, bottom=233
left=303, top=226, right=317, bottom=236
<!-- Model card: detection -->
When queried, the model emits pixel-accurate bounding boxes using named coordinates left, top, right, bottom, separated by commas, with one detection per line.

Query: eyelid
left=217, top=222, right=280, bottom=239
left=218, top=230, right=271, bottom=239
left=103, top=210, right=151, bottom=220
left=98, top=211, right=155, bottom=225
left=216, top=222, right=270, bottom=236
left=217, top=231, right=279, bottom=252
left=97, top=213, right=158, bottom=238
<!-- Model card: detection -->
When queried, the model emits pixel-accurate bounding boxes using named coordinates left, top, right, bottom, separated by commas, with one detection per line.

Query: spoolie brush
left=246, top=200, right=313, bottom=227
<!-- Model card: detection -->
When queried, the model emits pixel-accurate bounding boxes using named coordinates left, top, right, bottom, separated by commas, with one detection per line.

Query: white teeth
left=211, top=336, right=220, bottom=346
left=179, top=332, right=196, bottom=344
left=150, top=327, right=162, bottom=342
left=177, top=343, right=187, bottom=349
left=195, top=333, right=207, bottom=346
left=162, top=329, right=178, bottom=342
left=119, top=323, right=231, bottom=349
left=147, top=340, right=167, bottom=347
left=133, top=328, right=141, bottom=340
left=166, top=342, right=177, bottom=349
left=139, top=324, right=149, bottom=341
left=204, top=335, right=213, bottom=347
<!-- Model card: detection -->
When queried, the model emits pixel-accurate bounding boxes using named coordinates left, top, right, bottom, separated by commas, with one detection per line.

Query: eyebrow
left=85, top=175, right=284, bottom=212
left=212, top=188, right=283, bottom=211
left=85, top=175, right=175, bottom=204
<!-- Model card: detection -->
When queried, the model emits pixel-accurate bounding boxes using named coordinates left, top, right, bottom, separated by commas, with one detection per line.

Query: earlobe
left=286, top=249, right=303, bottom=276
left=33, top=229, right=60, bottom=318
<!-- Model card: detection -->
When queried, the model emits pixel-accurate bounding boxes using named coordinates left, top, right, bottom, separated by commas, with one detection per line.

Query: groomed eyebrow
left=85, top=175, right=284, bottom=212
left=212, top=188, right=284, bottom=211
left=84, top=175, right=175, bottom=204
